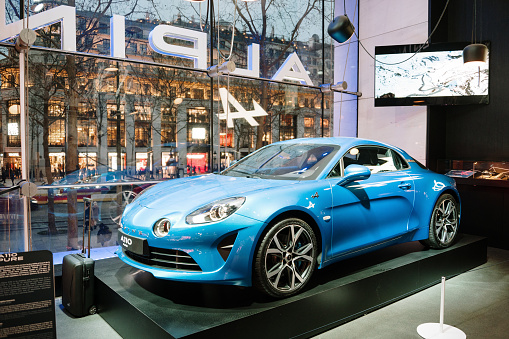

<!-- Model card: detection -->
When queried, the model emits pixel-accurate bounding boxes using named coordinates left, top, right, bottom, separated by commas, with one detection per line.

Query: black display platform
left=94, top=234, right=487, bottom=339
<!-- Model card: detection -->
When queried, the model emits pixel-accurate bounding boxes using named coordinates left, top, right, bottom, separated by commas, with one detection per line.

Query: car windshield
left=221, top=143, right=340, bottom=180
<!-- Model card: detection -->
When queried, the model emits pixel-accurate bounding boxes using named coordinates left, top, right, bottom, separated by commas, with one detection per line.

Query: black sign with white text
left=0, top=250, right=56, bottom=338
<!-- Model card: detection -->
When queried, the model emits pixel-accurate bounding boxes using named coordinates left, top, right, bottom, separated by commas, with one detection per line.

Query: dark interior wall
left=428, top=0, right=509, bottom=249
left=428, top=0, right=509, bottom=169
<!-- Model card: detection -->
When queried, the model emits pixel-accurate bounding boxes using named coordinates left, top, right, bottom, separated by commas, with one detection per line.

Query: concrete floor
left=55, top=247, right=509, bottom=339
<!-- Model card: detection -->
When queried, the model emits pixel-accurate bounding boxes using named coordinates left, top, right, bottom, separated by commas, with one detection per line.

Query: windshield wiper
left=225, top=168, right=260, bottom=178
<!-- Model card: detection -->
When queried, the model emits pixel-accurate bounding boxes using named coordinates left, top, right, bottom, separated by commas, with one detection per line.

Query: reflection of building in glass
left=0, top=8, right=332, bottom=180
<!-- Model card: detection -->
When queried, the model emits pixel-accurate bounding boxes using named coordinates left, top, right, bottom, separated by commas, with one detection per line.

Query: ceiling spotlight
left=328, top=15, right=355, bottom=44
left=174, top=98, right=183, bottom=105
left=31, top=3, right=44, bottom=12
left=9, top=104, right=21, bottom=114
left=105, top=64, right=119, bottom=72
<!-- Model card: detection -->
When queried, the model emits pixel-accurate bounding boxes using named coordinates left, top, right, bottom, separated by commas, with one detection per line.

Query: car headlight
left=186, top=197, right=246, bottom=224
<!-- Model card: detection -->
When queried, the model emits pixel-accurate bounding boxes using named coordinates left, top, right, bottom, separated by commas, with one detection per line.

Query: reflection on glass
left=0, top=0, right=335, bottom=255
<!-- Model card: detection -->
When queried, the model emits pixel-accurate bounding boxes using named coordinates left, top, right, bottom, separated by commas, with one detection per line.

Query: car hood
left=131, top=174, right=297, bottom=213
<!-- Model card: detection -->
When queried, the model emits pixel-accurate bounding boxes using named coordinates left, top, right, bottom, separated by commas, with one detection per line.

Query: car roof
left=271, top=137, right=407, bottom=155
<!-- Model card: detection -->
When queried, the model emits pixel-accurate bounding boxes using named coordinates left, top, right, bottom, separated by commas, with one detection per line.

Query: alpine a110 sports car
left=116, top=137, right=460, bottom=298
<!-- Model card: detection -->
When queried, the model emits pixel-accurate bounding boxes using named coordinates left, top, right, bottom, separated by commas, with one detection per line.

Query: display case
left=441, top=160, right=509, bottom=250
left=445, top=160, right=509, bottom=180
left=442, top=160, right=509, bottom=188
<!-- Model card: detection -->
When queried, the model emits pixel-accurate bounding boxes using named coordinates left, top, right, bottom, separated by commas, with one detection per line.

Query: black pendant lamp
left=328, top=14, right=355, bottom=44
left=463, top=0, right=487, bottom=65
left=463, top=43, right=487, bottom=64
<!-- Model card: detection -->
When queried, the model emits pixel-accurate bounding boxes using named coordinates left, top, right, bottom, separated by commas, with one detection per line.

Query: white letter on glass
left=272, top=52, right=314, bottom=86
left=232, top=44, right=260, bottom=78
left=110, top=15, right=125, bottom=58
left=218, top=88, right=267, bottom=128
left=148, top=25, right=207, bottom=69
left=0, top=4, right=76, bottom=51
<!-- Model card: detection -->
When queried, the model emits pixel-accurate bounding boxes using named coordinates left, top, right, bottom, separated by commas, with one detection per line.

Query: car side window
left=327, top=146, right=410, bottom=178
left=328, top=160, right=342, bottom=178
left=391, top=150, right=410, bottom=170
left=339, top=146, right=410, bottom=175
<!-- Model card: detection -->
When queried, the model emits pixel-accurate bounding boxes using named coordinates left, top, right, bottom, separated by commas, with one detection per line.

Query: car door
left=327, top=146, right=415, bottom=257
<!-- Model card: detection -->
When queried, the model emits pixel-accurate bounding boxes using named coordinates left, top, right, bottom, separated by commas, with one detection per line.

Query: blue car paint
left=116, top=137, right=460, bottom=287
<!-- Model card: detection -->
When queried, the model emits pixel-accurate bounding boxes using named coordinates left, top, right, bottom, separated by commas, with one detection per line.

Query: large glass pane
left=0, top=0, right=335, bottom=257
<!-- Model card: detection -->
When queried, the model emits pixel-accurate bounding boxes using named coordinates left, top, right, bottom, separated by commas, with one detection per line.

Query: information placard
left=0, top=250, right=56, bottom=338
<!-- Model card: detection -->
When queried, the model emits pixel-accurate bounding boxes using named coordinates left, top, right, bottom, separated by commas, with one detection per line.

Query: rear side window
left=331, top=146, right=409, bottom=176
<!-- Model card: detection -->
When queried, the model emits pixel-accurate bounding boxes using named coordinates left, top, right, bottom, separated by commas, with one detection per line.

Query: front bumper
left=116, top=212, right=265, bottom=286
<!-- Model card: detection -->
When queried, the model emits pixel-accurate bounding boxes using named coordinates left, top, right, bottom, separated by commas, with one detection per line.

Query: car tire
left=253, top=218, right=317, bottom=298
left=422, top=193, right=459, bottom=249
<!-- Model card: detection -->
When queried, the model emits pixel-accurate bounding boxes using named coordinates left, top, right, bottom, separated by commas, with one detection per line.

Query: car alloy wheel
left=254, top=218, right=317, bottom=298
left=424, top=193, right=459, bottom=249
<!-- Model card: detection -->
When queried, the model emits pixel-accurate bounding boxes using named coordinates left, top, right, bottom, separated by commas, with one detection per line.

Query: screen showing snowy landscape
left=375, top=43, right=489, bottom=106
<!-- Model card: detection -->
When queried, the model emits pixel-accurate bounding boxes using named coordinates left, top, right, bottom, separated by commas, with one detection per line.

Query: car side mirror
left=337, top=164, right=371, bottom=186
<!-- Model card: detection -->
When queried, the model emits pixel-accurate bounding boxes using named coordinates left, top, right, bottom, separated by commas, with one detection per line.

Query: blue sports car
left=116, top=137, right=460, bottom=297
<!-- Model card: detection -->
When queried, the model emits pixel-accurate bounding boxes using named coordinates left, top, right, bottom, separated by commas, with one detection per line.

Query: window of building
left=107, top=120, right=125, bottom=147
left=48, top=120, right=66, bottom=146
left=192, top=88, right=204, bottom=99
left=304, top=117, right=315, bottom=138
left=107, top=103, right=125, bottom=147
left=280, top=114, right=297, bottom=141
left=78, top=120, right=97, bottom=147
left=321, top=118, right=330, bottom=137
left=135, top=126, right=150, bottom=147
left=49, top=101, right=64, bottom=117
left=188, top=108, right=209, bottom=123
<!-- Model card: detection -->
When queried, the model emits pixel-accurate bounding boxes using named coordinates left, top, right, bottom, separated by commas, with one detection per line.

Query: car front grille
left=124, top=246, right=202, bottom=272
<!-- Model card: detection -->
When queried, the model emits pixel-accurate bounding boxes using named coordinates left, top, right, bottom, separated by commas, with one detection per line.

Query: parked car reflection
left=33, top=171, right=154, bottom=205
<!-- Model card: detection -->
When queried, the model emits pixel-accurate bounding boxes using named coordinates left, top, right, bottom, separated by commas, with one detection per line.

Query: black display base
left=94, top=234, right=487, bottom=339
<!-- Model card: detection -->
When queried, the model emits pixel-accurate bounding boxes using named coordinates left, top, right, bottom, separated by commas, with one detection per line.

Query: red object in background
left=220, top=133, right=233, bottom=147
left=186, top=153, right=207, bottom=173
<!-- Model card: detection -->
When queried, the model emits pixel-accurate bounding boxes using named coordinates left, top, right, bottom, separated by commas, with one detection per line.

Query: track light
left=207, top=60, right=236, bottom=78
left=327, top=15, right=355, bottom=44
left=14, top=28, right=36, bottom=53
left=320, top=81, right=348, bottom=93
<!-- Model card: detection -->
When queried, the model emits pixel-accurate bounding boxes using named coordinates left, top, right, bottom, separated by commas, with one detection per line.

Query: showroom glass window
left=0, top=0, right=334, bottom=254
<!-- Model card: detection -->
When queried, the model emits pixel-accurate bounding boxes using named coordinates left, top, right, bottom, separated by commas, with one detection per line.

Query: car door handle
left=398, top=182, right=412, bottom=190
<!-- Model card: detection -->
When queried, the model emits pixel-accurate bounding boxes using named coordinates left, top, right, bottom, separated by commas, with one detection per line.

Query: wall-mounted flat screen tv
left=375, top=42, right=489, bottom=106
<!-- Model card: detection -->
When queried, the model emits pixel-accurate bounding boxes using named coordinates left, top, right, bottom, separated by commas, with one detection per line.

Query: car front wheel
left=423, top=193, right=459, bottom=249
left=253, top=218, right=317, bottom=298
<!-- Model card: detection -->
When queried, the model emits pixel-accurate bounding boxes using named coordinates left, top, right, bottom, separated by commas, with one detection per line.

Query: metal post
left=440, top=276, right=445, bottom=333
left=19, top=50, right=30, bottom=251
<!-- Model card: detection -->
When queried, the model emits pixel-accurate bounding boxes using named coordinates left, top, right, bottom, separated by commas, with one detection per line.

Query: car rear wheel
left=253, top=218, right=317, bottom=298
left=422, top=193, right=459, bottom=249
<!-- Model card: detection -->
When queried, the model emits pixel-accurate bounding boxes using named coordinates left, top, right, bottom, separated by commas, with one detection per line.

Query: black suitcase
left=62, top=198, right=97, bottom=317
